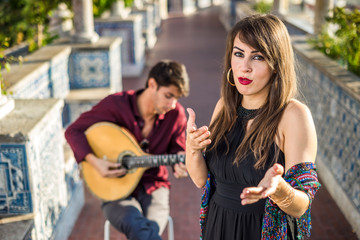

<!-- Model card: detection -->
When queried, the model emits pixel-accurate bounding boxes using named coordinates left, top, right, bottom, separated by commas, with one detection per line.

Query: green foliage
left=0, top=46, right=22, bottom=95
left=309, top=7, right=360, bottom=76
left=253, top=1, right=272, bottom=14
left=0, top=0, right=66, bottom=51
left=92, top=0, right=135, bottom=16
left=93, top=0, right=118, bottom=17
left=124, top=0, right=134, bottom=8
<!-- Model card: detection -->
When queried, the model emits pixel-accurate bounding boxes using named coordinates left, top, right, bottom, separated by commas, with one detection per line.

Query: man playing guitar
left=65, top=60, right=190, bottom=239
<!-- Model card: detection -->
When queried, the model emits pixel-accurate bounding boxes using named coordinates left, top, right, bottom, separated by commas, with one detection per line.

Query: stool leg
left=168, top=216, right=174, bottom=240
left=104, top=220, right=110, bottom=240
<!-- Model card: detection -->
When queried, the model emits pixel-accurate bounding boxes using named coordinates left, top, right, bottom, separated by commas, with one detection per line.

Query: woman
left=186, top=14, right=321, bottom=239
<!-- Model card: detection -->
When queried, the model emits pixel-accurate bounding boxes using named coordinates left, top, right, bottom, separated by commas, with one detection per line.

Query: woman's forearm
left=269, top=178, right=310, bottom=218
left=185, top=148, right=208, bottom=188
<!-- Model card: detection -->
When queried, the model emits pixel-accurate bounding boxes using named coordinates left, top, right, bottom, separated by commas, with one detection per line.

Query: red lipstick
left=238, top=77, right=252, bottom=85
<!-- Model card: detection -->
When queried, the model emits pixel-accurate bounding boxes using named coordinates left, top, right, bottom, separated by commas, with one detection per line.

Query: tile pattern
left=0, top=144, right=32, bottom=215
left=68, top=39, right=122, bottom=90
left=66, top=100, right=101, bottom=125
left=95, top=19, right=145, bottom=65
left=2, top=39, right=120, bottom=240
left=0, top=100, right=70, bottom=240
left=26, top=103, right=67, bottom=240
left=69, top=51, right=110, bottom=89
left=11, top=66, right=51, bottom=99
left=64, top=157, right=82, bottom=201
left=9, top=46, right=71, bottom=100
left=49, top=53, right=70, bottom=98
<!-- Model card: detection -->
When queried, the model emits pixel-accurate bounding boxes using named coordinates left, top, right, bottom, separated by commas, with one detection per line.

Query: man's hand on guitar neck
left=173, top=151, right=188, bottom=179
left=85, top=153, right=127, bottom=178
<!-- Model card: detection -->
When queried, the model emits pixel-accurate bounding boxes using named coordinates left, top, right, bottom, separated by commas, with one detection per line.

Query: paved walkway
left=68, top=6, right=358, bottom=240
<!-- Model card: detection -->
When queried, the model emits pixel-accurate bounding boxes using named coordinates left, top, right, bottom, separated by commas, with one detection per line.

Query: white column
left=111, top=0, right=131, bottom=18
left=71, top=0, right=99, bottom=43
left=314, top=0, right=334, bottom=34
left=272, top=0, right=289, bottom=15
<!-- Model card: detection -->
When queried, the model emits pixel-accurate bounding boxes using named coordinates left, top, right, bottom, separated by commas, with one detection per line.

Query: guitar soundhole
left=118, top=150, right=137, bottom=174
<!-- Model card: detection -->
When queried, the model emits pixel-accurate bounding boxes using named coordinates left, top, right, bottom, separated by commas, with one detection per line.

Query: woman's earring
left=227, top=68, right=235, bottom=86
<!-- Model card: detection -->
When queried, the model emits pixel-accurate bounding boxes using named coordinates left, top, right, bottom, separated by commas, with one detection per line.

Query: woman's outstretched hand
left=186, top=108, right=212, bottom=152
left=240, top=163, right=284, bottom=205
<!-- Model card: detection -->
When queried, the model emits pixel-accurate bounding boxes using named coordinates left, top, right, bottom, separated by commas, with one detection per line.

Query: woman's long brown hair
left=209, top=14, right=297, bottom=169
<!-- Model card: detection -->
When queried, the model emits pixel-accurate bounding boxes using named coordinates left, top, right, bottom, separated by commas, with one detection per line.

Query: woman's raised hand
left=186, top=108, right=212, bottom=152
left=240, top=163, right=284, bottom=205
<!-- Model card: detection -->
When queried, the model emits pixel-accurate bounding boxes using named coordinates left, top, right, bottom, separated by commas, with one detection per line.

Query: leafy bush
left=93, top=0, right=118, bottom=17
left=0, top=0, right=66, bottom=52
left=92, top=0, right=134, bottom=17
left=0, top=44, right=23, bottom=95
left=309, top=7, right=360, bottom=76
left=253, top=1, right=272, bottom=14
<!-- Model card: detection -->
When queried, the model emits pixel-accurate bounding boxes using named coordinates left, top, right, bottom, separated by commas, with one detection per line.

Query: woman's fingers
left=271, top=163, right=284, bottom=176
left=240, top=187, right=265, bottom=205
left=241, top=187, right=265, bottom=198
left=241, top=198, right=260, bottom=205
left=186, top=108, right=211, bottom=149
left=186, top=108, right=197, bottom=132
left=189, top=127, right=210, bottom=147
left=240, top=164, right=286, bottom=205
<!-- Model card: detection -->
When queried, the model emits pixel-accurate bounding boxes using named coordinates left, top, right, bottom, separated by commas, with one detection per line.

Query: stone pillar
left=0, top=99, right=72, bottom=240
left=272, top=0, right=289, bottom=15
left=314, top=0, right=333, bottom=35
left=159, top=0, right=168, bottom=20
left=71, top=0, right=99, bottom=43
left=133, top=0, right=144, bottom=9
left=49, top=3, right=74, bottom=38
left=111, top=0, right=131, bottom=18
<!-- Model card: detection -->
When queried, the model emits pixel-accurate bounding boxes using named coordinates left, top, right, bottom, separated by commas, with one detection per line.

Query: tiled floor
left=68, top=6, right=358, bottom=240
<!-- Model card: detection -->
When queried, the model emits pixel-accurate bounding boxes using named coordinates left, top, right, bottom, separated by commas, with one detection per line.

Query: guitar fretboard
left=122, top=154, right=186, bottom=169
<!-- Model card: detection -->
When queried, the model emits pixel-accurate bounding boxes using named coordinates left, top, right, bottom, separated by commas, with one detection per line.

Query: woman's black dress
left=203, top=115, right=296, bottom=240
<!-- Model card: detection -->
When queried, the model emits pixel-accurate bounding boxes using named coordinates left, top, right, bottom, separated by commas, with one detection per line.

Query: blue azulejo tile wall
left=69, top=51, right=110, bottom=89
left=68, top=37, right=122, bottom=91
left=94, top=16, right=145, bottom=77
left=293, top=37, right=360, bottom=235
left=0, top=144, right=32, bottom=215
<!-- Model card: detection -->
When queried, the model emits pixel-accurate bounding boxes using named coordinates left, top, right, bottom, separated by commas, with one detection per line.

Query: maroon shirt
left=65, top=89, right=187, bottom=195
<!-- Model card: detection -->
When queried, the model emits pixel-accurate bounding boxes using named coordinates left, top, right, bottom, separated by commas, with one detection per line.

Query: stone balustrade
left=0, top=99, right=76, bottom=240
left=132, top=5, right=157, bottom=50
left=95, top=15, right=146, bottom=77
left=0, top=35, right=122, bottom=239
left=2, top=45, right=71, bottom=99
left=292, top=36, right=360, bottom=237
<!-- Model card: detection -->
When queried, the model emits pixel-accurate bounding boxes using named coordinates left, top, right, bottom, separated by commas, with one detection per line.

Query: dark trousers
left=102, top=186, right=170, bottom=240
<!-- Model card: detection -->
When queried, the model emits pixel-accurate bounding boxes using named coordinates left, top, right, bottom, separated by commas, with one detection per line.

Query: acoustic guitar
left=81, top=121, right=185, bottom=201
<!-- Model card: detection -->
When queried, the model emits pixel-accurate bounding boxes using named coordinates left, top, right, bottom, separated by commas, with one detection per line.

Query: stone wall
left=0, top=36, right=122, bottom=239
left=292, top=36, right=360, bottom=238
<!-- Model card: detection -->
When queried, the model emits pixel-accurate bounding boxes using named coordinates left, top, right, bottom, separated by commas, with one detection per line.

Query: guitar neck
left=122, top=154, right=185, bottom=169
